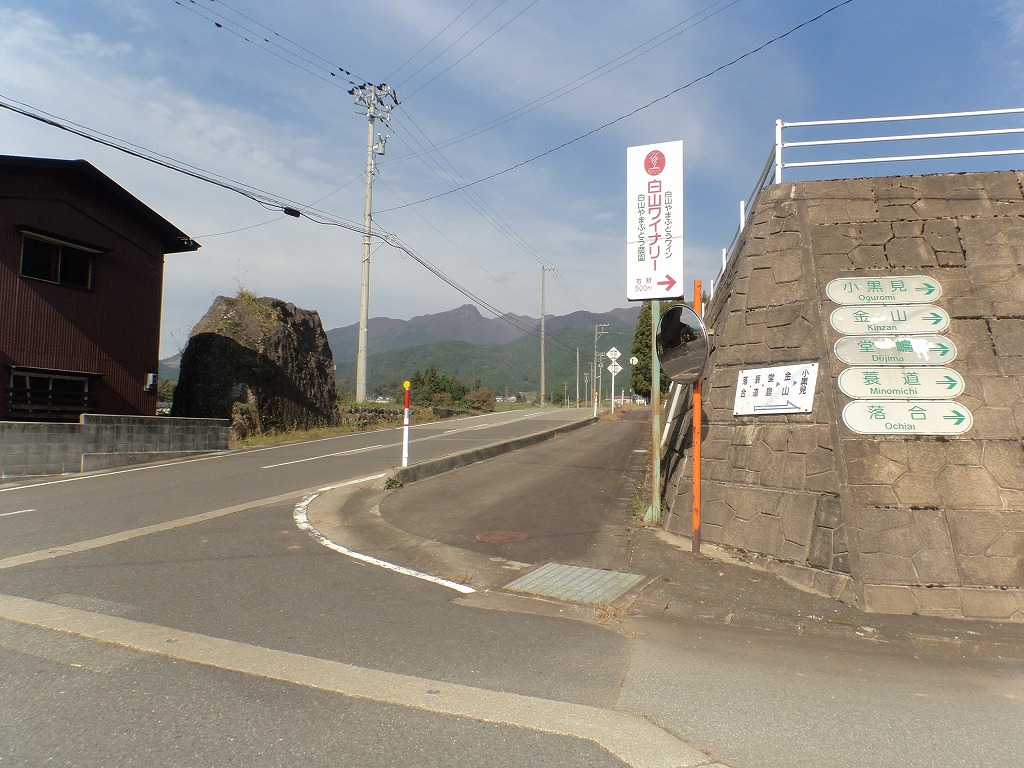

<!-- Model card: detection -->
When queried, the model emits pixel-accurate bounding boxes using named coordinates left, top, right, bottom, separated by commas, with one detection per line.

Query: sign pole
left=402, top=380, right=411, bottom=468
left=651, top=299, right=662, bottom=524
left=691, top=281, right=702, bottom=554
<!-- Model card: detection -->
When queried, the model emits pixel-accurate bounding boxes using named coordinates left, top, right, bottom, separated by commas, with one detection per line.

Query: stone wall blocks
left=923, top=219, right=962, bottom=251
left=860, top=552, right=919, bottom=584
left=845, top=447, right=907, bottom=486
left=947, top=296, right=995, bottom=319
left=981, top=441, right=1024, bottom=490
left=808, top=527, right=834, bottom=569
left=804, top=469, right=840, bottom=495
left=970, top=407, right=1020, bottom=440
left=806, top=200, right=879, bottom=224
left=939, top=464, right=1003, bottom=508
left=813, top=496, right=843, bottom=529
left=862, top=585, right=920, bottom=615
left=892, top=474, right=941, bottom=508
left=885, top=237, right=939, bottom=269
left=990, top=318, right=1024, bottom=361
left=911, top=549, right=960, bottom=584
left=892, top=221, right=925, bottom=238
left=748, top=513, right=785, bottom=554
left=985, top=530, right=1024, bottom=559
left=809, top=224, right=859, bottom=254
left=959, top=589, right=1024, bottom=621
left=956, top=555, right=1023, bottom=588
left=788, top=427, right=820, bottom=456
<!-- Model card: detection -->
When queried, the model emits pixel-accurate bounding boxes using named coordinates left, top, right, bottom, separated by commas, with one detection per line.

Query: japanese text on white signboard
left=626, top=140, right=683, bottom=301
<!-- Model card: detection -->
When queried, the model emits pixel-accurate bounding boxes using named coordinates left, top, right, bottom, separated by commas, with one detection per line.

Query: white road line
left=292, top=481, right=475, bottom=595
left=261, top=444, right=387, bottom=469
left=0, top=476, right=379, bottom=571
left=261, top=410, right=552, bottom=470
left=0, top=509, right=34, bottom=517
left=0, top=593, right=709, bottom=768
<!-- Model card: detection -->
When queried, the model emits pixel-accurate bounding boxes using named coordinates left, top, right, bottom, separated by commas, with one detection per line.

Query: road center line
left=0, top=593, right=709, bottom=768
left=0, top=474, right=387, bottom=571
left=0, top=509, right=35, bottom=517
left=260, top=411, right=553, bottom=470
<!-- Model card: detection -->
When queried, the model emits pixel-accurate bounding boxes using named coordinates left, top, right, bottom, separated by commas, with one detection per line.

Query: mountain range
left=162, top=303, right=642, bottom=401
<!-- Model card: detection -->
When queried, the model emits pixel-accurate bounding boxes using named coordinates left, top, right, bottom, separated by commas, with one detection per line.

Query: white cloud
left=2, top=0, right=1021, bottom=361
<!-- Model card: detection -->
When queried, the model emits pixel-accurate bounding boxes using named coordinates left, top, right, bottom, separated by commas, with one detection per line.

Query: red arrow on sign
left=657, top=274, right=677, bottom=292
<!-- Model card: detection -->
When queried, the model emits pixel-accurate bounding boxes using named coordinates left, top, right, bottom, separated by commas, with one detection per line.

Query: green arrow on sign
left=935, top=375, right=959, bottom=389
left=916, top=282, right=938, bottom=296
left=930, top=342, right=952, bottom=356
left=944, top=410, right=968, bottom=426
left=924, top=311, right=945, bottom=325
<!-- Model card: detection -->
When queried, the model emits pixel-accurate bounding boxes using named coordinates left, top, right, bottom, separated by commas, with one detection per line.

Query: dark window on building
left=20, top=233, right=97, bottom=289
left=8, top=370, right=93, bottom=421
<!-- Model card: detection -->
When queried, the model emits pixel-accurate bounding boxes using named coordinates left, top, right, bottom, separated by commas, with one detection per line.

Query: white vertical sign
left=626, top=140, right=683, bottom=301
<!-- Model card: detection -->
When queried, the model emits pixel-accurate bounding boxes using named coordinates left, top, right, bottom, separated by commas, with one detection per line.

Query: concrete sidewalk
left=308, top=407, right=1024, bottom=660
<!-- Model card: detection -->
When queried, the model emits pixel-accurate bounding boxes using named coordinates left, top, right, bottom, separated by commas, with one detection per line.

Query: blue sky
left=1, top=0, right=1022, bottom=358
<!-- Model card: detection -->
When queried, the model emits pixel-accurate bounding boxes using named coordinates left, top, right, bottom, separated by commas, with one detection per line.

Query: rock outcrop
left=172, top=293, right=338, bottom=435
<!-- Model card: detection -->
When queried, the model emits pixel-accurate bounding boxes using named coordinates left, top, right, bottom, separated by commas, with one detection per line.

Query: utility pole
left=540, top=266, right=552, bottom=407
left=350, top=83, right=396, bottom=402
left=594, top=323, right=608, bottom=408
left=575, top=347, right=580, bottom=407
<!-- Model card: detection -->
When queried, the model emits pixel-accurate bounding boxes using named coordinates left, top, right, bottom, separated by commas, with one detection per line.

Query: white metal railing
left=774, top=107, right=1024, bottom=183
left=710, top=108, right=1024, bottom=298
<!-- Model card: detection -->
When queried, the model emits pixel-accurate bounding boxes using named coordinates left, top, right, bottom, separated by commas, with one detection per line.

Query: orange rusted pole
left=692, top=280, right=703, bottom=554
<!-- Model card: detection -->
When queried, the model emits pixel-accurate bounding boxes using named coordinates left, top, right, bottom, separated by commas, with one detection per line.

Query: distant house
left=0, top=155, right=199, bottom=421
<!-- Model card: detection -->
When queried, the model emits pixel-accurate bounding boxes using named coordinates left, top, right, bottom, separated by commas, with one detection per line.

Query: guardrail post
left=774, top=119, right=784, bottom=183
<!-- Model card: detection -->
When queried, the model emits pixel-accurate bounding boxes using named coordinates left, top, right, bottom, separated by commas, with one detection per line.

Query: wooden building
left=0, top=155, right=199, bottom=421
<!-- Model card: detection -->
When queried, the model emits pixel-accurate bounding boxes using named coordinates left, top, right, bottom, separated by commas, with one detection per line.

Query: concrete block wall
left=666, top=170, right=1024, bottom=622
left=0, top=414, right=228, bottom=478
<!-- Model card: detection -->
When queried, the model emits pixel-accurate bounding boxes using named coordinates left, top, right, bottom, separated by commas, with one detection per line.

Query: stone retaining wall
left=0, top=414, right=228, bottom=478
left=666, top=171, right=1024, bottom=621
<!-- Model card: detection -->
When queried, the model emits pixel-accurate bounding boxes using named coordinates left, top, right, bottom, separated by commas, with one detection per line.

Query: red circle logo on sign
left=644, top=150, right=666, bottom=176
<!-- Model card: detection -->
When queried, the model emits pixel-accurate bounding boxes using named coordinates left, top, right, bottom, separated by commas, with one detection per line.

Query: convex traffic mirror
left=657, top=303, right=710, bottom=385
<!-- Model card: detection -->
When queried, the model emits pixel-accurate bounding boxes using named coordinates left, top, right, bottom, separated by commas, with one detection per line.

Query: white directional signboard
left=608, top=361, right=623, bottom=375
left=834, top=335, right=956, bottom=366
left=842, top=400, right=973, bottom=435
left=733, top=363, right=819, bottom=416
left=829, top=305, right=950, bottom=335
left=606, top=347, right=621, bottom=361
left=626, top=140, right=683, bottom=301
left=825, top=275, right=942, bottom=305
left=837, top=367, right=965, bottom=399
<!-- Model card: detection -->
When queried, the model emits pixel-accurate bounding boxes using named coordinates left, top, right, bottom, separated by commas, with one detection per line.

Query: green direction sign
left=834, top=335, right=957, bottom=366
left=829, top=305, right=949, bottom=335
left=842, top=400, right=973, bottom=435
left=837, top=367, right=965, bottom=399
left=825, top=275, right=942, bottom=305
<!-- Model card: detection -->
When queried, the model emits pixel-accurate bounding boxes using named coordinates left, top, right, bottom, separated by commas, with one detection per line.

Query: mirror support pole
left=692, top=282, right=702, bottom=554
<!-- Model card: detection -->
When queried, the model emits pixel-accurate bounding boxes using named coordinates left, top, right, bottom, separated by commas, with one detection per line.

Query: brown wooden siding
left=0, top=163, right=180, bottom=420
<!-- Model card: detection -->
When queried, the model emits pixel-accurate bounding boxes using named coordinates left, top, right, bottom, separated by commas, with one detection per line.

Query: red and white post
left=402, top=380, right=411, bottom=468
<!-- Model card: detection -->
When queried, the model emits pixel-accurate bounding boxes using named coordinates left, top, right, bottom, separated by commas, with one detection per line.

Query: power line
left=384, top=0, right=485, bottom=82
left=378, top=0, right=857, bottom=212
left=382, top=0, right=744, bottom=163
left=171, top=0, right=369, bottom=90
left=0, top=94, right=579, bottom=347
left=401, top=0, right=542, bottom=100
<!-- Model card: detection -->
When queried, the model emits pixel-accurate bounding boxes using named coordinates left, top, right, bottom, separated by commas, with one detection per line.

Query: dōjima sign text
left=834, top=335, right=956, bottom=366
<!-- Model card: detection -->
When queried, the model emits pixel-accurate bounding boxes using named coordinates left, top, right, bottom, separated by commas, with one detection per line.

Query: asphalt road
left=0, top=408, right=648, bottom=767
left=1, top=406, right=1022, bottom=767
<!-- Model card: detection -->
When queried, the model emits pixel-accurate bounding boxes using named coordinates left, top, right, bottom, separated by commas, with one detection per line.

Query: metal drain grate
left=503, top=562, right=646, bottom=605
